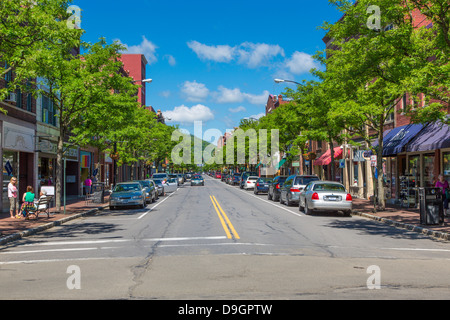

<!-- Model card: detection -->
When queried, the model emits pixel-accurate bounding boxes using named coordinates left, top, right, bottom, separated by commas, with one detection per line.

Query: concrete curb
left=0, top=206, right=107, bottom=246
left=352, top=211, right=450, bottom=241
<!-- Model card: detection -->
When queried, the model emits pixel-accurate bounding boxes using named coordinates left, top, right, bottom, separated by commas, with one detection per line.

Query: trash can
left=419, top=187, right=443, bottom=225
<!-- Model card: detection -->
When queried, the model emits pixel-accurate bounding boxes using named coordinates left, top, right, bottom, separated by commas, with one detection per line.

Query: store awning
left=379, top=123, right=424, bottom=156
left=276, top=158, right=286, bottom=170
left=406, top=121, right=450, bottom=152
left=314, top=147, right=343, bottom=166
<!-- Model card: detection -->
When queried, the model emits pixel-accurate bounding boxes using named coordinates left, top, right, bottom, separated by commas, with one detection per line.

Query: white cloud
left=159, top=90, right=171, bottom=98
left=164, top=54, right=176, bottom=66
left=215, top=86, right=244, bottom=103
left=117, top=36, right=158, bottom=65
left=228, top=106, right=246, bottom=113
left=243, top=90, right=270, bottom=105
left=181, top=80, right=210, bottom=102
left=164, top=104, right=214, bottom=124
left=187, top=41, right=235, bottom=63
left=285, top=51, right=319, bottom=75
left=244, top=113, right=266, bottom=120
left=214, top=86, right=269, bottom=105
left=237, top=42, right=285, bottom=68
left=187, top=41, right=284, bottom=68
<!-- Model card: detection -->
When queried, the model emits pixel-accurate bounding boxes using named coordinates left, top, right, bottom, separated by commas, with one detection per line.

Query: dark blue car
left=254, top=177, right=272, bottom=195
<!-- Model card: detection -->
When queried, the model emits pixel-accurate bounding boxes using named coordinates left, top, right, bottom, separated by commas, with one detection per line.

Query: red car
left=215, top=172, right=222, bottom=179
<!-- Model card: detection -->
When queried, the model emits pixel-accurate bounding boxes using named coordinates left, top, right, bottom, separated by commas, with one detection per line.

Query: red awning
left=313, top=147, right=343, bottom=166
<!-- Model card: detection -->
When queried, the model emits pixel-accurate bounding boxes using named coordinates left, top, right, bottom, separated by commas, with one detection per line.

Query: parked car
left=230, top=173, right=241, bottom=185
left=191, top=174, right=204, bottom=186
left=221, top=173, right=229, bottom=182
left=164, top=178, right=178, bottom=193
left=243, top=176, right=259, bottom=190
left=136, top=180, right=157, bottom=203
left=299, top=181, right=352, bottom=216
left=267, top=176, right=287, bottom=201
left=215, top=172, right=222, bottom=179
left=109, top=182, right=146, bottom=210
left=239, top=171, right=258, bottom=189
left=280, top=175, right=320, bottom=206
left=152, top=173, right=169, bottom=182
left=151, top=179, right=165, bottom=196
left=254, top=177, right=272, bottom=195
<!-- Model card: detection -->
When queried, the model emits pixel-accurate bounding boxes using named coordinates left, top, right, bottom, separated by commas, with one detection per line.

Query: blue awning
left=406, top=121, right=450, bottom=152
left=370, top=123, right=424, bottom=157
left=382, top=123, right=424, bottom=156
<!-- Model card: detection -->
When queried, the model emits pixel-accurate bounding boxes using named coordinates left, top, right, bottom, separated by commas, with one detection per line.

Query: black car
left=137, top=180, right=157, bottom=203
left=267, top=176, right=287, bottom=201
left=239, top=171, right=258, bottom=189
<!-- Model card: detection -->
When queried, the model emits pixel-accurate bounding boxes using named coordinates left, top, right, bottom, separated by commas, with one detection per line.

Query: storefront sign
left=38, top=139, right=57, bottom=154
left=353, top=150, right=366, bottom=162
left=371, top=155, right=377, bottom=167
left=3, top=122, right=34, bottom=153
left=339, top=159, right=345, bottom=168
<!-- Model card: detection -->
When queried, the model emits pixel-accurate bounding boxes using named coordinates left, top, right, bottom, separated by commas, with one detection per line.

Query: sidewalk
left=0, top=196, right=109, bottom=245
left=352, top=198, right=450, bottom=241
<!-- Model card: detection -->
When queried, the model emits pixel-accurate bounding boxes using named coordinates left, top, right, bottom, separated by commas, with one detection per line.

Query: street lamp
left=132, top=78, right=153, bottom=83
left=274, top=78, right=300, bottom=85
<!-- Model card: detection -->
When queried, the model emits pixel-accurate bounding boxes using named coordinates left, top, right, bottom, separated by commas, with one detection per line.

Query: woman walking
left=435, top=174, right=449, bottom=217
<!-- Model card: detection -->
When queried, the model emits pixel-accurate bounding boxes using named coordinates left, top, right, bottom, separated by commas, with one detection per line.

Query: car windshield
left=153, top=174, right=167, bottom=179
left=278, top=177, right=287, bottom=183
left=193, top=175, right=203, bottom=179
left=168, top=178, right=177, bottom=183
left=153, top=179, right=162, bottom=184
left=137, top=181, right=150, bottom=188
left=257, top=178, right=271, bottom=183
left=114, top=184, right=141, bottom=192
left=313, top=183, right=345, bottom=192
left=295, top=176, right=320, bottom=185
left=248, top=176, right=258, bottom=180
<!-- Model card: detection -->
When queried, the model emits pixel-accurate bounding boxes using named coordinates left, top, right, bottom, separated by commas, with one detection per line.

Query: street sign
left=371, top=155, right=377, bottom=167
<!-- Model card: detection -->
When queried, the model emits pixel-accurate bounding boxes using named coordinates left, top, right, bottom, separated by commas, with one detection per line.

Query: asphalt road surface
left=1, top=175, right=450, bottom=300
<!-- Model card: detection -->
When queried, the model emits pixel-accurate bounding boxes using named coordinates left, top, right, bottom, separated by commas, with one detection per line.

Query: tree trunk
left=329, top=139, right=335, bottom=181
left=376, top=119, right=386, bottom=211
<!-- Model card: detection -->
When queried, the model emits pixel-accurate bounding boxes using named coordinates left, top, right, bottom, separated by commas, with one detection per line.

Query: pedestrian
left=435, top=173, right=449, bottom=216
left=84, top=176, right=92, bottom=195
left=20, top=186, right=36, bottom=219
left=8, top=177, right=18, bottom=218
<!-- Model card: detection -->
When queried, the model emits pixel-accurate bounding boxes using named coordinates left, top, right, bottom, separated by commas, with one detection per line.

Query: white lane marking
left=16, top=236, right=228, bottom=248
left=0, top=257, right=116, bottom=265
left=382, top=247, right=450, bottom=253
left=137, top=188, right=179, bottom=219
left=220, top=180, right=304, bottom=218
left=0, top=247, right=98, bottom=255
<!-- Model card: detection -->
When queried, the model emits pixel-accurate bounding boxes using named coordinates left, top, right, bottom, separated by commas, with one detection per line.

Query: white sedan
left=243, top=176, right=259, bottom=190
left=164, top=178, right=178, bottom=193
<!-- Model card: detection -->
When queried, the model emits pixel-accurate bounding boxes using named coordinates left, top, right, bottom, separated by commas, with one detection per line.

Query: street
left=1, top=175, right=450, bottom=300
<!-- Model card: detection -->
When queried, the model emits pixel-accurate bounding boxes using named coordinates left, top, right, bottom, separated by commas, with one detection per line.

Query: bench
left=25, top=196, right=54, bottom=219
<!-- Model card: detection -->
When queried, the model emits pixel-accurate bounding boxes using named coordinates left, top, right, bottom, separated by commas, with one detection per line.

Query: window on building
left=42, top=94, right=56, bottom=126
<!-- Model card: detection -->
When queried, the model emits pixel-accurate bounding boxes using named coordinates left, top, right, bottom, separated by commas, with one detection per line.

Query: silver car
left=280, top=175, right=320, bottom=206
left=299, top=181, right=352, bottom=216
left=109, top=182, right=146, bottom=210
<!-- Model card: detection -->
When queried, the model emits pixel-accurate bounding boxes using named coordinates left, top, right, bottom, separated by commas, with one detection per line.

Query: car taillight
left=276, top=184, right=280, bottom=189
left=247, top=181, right=251, bottom=183
left=256, top=183, right=260, bottom=186
left=346, top=193, right=352, bottom=201
left=290, top=188, right=300, bottom=192
left=311, top=192, right=319, bottom=200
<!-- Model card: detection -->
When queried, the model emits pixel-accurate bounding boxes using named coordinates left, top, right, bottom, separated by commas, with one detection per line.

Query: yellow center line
left=210, top=196, right=232, bottom=239
left=211, top=196, right=240, bottom=240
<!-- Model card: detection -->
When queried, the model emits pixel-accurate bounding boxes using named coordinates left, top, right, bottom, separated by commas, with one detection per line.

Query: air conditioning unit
left=5, top=92, right=17, bottom=102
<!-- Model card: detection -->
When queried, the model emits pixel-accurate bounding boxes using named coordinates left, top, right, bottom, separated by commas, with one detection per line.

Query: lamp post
left=274, top=78, right=300, bottom=85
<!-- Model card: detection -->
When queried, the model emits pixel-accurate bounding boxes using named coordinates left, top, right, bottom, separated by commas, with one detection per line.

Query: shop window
left=408, top=155, right=420, bottom=187
left=423, top=154, right=434, bottom=187
left=443, top=152, right=450, bottom=181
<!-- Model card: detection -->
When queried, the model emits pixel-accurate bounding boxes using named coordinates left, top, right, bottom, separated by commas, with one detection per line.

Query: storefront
left=1, top=121, right=35, bottom=213
left=37, top=138, right=57, bottom=192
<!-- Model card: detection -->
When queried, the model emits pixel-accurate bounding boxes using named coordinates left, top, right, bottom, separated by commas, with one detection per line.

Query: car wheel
left=286, top=195, right=291, bottom=206
left=344, top=210, right=352, bottom=217
left=109, top=206, right=115, bottom=210
left=304, top=201, right=312, bottom=215
left=279, top=193, right=284, bottom=204
left=268, top=191, right=272, bottom=200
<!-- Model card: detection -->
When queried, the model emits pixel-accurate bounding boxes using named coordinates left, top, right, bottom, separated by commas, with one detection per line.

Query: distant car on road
left=191, top=174, right=204, bottom=186
left=299, top=181, right=352, bottom=216
left=239, top=171, right=258, bottom=189
left=109, top=182, right=146, bottom=210
left=152, top=173, right=169, bottom=182
left=279, top=175, right=320, bottom=206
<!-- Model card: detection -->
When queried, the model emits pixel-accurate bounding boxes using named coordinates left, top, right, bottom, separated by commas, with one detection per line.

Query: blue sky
left=74, top=0, right=343, bottom=144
